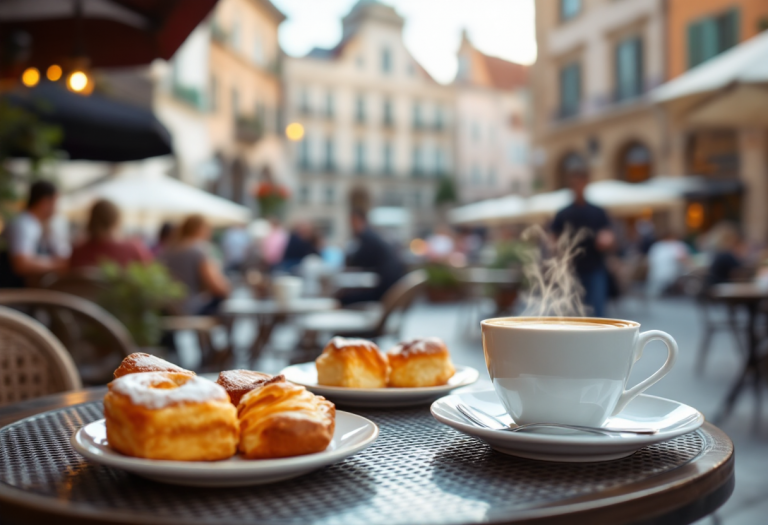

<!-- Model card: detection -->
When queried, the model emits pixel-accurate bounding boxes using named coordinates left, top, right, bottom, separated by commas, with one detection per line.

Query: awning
left=3, top=82, right=172, bottom=161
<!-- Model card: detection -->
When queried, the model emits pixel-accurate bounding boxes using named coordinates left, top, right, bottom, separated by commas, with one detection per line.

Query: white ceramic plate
left=280, top=363, right=479, bottom=407
left=71, top=411, right=378, bottom=487
left=431, top=390, right=704, bottom=462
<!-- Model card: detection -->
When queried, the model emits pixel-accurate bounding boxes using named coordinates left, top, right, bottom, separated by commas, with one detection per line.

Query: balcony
left=235, top=115, right=263, bottom=144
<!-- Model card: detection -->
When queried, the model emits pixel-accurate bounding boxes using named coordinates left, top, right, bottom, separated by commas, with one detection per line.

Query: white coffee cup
left=481, top=317, right=678, bottom=427
left=273, top=276, right=303, bottom=306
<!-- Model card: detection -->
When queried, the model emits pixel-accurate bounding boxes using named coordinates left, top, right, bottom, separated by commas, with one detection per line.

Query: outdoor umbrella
left=59, top=163, right=251, bottom=230
left=3, top=82, right=172, bottom=161
left=0, top=0, right=219, bottom=70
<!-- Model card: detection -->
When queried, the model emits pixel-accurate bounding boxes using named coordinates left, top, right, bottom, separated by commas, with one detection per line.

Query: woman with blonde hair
left=158, top=214, right=230, bottom=315
left=70, top=199, right=152, bottom=268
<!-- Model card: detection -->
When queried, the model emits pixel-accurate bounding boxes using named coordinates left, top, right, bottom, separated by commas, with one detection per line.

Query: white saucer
left=71, top=411, right=378, bottom=487
left=280, top=363, right=479, bottom=407
left=430, top=390, right=704, bottom=462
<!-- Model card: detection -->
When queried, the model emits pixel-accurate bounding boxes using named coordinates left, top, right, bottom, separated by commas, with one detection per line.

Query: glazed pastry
left=387, top=337, right=455, bottom=387
left=316, top=337, right=389, bottom=388
left=104, top=372, right=239, bottom=461
left=237, top=379, right=335, bottom=459
left=216, top=370, right=276, bottom=406
left=113, top=352, right=194, bottom=379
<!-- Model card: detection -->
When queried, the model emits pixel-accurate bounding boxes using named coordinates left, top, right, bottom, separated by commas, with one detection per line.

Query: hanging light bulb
left=21, top=67, right=40, bottom=87
left=47, top=65, right=63, bottom=81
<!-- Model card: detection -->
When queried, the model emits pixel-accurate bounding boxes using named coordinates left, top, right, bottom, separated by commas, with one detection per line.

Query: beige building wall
left=283, top=1, right=454, bottom=244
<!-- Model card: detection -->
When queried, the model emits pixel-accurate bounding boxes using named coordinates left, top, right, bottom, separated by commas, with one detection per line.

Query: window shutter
left=635, top=37, right=644, bottom=95
left=687, top=22, right=701, bottom=68
left=700, top=18, right=719, bottom=63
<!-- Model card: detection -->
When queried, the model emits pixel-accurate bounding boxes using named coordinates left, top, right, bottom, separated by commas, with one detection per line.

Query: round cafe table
left=0, top=388, right=733, bottom=525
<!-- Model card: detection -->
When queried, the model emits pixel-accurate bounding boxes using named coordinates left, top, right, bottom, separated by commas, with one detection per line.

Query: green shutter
left=687, top=22, right=701, bottom=68
left=700, top=18, right=719, bottom=63
left=720, top=9, right=740, bottom=50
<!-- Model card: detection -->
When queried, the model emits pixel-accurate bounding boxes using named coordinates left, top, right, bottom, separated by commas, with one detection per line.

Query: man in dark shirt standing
left=551, top=171, right=614, bottom=317
left=341, top=209, right=405, bottom=305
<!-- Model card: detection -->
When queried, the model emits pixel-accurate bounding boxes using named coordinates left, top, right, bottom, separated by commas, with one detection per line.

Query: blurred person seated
left=706, top=222, right=744, bottom=287
left=340, top=209, right=405, bottom=306
left=152, top=222, right=174, bottom=256
left=0, top=180, right=70, bottom=287
left=262, top=216, right=289, bottom=269
left=70, top=199, right=152, bottom=269
left=158, top=214, right=230, bottom=315
left=426, top=225, right=455, bottom=262
left=221, top=223, right=250, bottom=273
left=277, top=221, right=320, bottom=272
left=646, top=228, right=690, bottom=297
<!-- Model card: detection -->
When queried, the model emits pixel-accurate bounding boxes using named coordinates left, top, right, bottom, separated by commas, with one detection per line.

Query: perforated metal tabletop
left=0, top=389, right=733, bottom=525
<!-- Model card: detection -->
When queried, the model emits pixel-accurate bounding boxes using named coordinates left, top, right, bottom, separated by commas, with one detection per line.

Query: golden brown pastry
left=216, top=370, right=276, bottom=406
left=104, top=372, right=239, bottom=461
left=237, top=379, right=335, bottom=459
left=113, top=352, right=194, bottom=379
left=316, top=337, right=389, bottom=388
left=387, top=337, right=455, bottom=387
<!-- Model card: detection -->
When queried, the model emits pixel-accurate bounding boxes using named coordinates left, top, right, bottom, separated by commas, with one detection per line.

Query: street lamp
left=21, top=67, right=40, bottom=87
left=286, top=122, right=305, bottom=141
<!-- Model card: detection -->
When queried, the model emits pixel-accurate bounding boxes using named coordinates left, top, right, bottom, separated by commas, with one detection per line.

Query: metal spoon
left=456, top=403, right=658, bottom=436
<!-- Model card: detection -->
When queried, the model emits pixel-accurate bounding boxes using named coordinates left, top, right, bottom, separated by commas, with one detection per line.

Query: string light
left=47, top=65, right=63, bottom=81
left=285, top=122, right=305, bottom=141
left=66, top=70, right=93, bottom=95
left=21, top=67, right=40, bottom=87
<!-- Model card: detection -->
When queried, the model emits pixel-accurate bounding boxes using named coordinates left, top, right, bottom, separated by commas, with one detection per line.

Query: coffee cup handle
left=612, top=330, right=678, bottom=416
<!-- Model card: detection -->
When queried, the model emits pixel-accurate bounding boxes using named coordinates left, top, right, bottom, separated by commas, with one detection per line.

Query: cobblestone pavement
left=206, top=295, right=767, bottom=525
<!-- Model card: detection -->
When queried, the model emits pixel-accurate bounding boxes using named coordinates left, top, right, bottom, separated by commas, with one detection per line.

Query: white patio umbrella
left=449, top=194, right=526, bottom=226
left=60, top=167, right=252, bottom=232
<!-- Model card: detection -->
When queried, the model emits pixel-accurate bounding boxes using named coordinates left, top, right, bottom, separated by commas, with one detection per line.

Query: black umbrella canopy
left=3, top=82, right=172, bottom=161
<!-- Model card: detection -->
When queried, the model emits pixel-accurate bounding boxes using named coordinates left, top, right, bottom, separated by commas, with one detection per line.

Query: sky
left=270, top=0, right=537, bottom=84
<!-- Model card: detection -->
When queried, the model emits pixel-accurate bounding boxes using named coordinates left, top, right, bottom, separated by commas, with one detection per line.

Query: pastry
left=104, top=372, right=239, bottom=461
left=216, top=370, right=276, bottom=406
left=316, top=337, right=389, bottom=388
left=237, top=379, right=335, bottom=459
left=387, top=337, right=455, bottom=387
left=113, top=352, right=194, bottom=379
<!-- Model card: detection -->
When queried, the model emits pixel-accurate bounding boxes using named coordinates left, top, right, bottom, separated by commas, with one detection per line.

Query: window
left=488, top=167, right=497, bottom=187
left=299, top=88, right=310, bottom=115
left=457, top=56, right=470, bottom=79
left=559, top=62, right=581, bottom=118
left=381, top=47, right=392, bottom=74
left=560, top=0, right=581, bottom=22
left=298, top=185, right=310, bottom=204
left=383, top=98, right=394, bottom=126
left=299, top=136, right=311, bottom=170
left=435, top=148, right=445, bottom=176
left=471, top=164, right=482, bottom=185
left=434, top=106, right=444, bottom=130
left=255, top=102, right=266, bottom=131
left=688, top=9, right=739, bottom=69
left=383, top=142, right=394, bottom=175
left=324, top=185, right=335, bottom=205
left=354, top=141, right=366, bottom=174
left=355, top=94, right=366, bottom=123
left=325, top=92, right=334, bottom=118
left=324, top=137, right=335, bottom=171
left=615, top=36, right=643, bottom=101
left=412, top=146, right=423, bottom=176
left=231, top=17, right=242, bottom=49
left=412, top=102, right=422, bottom=129
left=252, top=36, right=264, bottom=65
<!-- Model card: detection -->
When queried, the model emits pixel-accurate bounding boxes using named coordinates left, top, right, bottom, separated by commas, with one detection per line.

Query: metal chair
left=298, top=270, right=428, bottom=350
left=0, top=305, right=81, bottom=406
left=0, top=289, right=135, bottom=385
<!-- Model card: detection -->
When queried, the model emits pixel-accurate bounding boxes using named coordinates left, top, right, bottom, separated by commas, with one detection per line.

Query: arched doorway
left=618, top=142, right=652, bottom=183
left=556, top=151, right=587, bottom=189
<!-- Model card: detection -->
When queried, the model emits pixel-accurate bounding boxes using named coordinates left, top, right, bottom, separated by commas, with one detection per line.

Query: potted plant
left=488, top=240, right=533, bottom=313
left=98, top=261, right=186, bottom=348
left=424, top=262, right=463, bottom=303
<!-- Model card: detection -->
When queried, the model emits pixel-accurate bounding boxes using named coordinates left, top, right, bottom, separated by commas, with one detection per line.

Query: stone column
left=739, top=127, right=768, bottom=244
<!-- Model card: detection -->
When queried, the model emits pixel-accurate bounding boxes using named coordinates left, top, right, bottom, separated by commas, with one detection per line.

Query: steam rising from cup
left=519, top=225, right=590, bottom=318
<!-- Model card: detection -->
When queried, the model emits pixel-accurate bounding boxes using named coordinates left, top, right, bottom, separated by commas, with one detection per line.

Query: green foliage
left=98, top=261, right=186, bottom=347
left=424, top=262, right=461, bottom=290
left=434, top=176, right=457, bottom=206
left=0, top=100, right=63, bottom=216
left=490, top=240, right=535, bottom=270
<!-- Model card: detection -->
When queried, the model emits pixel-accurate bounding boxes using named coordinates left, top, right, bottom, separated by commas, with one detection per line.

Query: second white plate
left=71, top=411, right=378, bottom=487
left=281, top=362, right=479, bottom=407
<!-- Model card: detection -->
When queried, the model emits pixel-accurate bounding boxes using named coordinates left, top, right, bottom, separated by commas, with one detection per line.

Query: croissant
left=216, top=369, right=274, bottom=406
left=387, top=337, right=455, bottom=387
left=113, top=352, right=194, bottom=379
left=237, top=380, right=335, bottom=459
left=316, top=337, right=389, bottom=388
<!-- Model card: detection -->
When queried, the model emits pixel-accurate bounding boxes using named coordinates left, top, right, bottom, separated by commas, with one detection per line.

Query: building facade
left=531, top=0, right=667, bottom=192
left=152, top=0, right=289, bottom=210
left=283, top=0, right=454, bottom=244
left=454, top=32, right=531, bottom=203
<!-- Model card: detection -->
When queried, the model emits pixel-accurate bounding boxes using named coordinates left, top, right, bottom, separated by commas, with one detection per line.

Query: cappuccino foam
left=485, top=318, right=635, bottom=330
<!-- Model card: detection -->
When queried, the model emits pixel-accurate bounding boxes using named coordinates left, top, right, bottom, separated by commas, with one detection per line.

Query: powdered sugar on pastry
left=326, top=337, right=379, bottom=351
left=110, top=372, right=228, bottom=409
